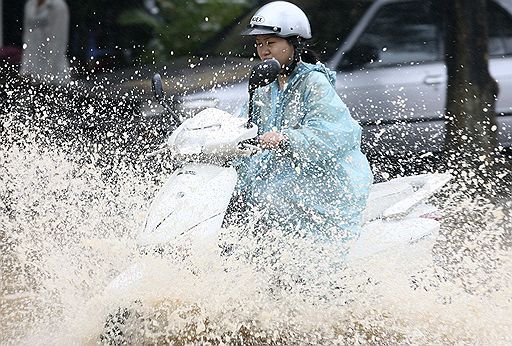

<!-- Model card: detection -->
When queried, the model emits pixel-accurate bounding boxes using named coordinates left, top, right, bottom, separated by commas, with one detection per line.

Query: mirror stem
left=247, top=89, right=255, bottom=128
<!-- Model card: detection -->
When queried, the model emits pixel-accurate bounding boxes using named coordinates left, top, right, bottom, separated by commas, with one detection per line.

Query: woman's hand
left=259, top=131, right=287, bottom=149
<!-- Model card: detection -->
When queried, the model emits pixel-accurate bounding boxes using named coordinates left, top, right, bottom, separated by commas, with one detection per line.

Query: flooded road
left=1, top=77, right=511, bottom=344
left=1, top=139, right=511, bottom=345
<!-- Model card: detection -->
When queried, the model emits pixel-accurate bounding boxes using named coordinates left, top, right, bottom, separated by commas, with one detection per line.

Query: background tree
left=118, top=0, right=253, bottom=62
left=441, top=0, right=500, bottom=186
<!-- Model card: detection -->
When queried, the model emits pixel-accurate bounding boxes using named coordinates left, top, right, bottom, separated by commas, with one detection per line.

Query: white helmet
left=241, top=1, right=312, bottom=39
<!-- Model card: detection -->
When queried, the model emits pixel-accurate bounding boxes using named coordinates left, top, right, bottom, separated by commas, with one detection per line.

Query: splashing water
left=1, top=84, right=511, bottom=345
left=2, top=139, right=511, bottom=345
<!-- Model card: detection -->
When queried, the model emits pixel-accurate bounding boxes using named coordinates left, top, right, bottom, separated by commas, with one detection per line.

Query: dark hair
left=301, top=45, right=320, bottom=64
left=287, top=37, right=320, bottom=64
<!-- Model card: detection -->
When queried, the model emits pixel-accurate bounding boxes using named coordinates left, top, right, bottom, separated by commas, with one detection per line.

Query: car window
left=489, top=2, right=512, bottom=56
left=339, top=0, right=440, bottom=70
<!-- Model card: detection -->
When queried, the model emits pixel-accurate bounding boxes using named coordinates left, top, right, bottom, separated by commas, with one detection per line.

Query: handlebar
left=238, top=137, right=261, bottom=156
left=238, top=136, right=288, bottom=155
left=145, top=145, right=168, bottom=158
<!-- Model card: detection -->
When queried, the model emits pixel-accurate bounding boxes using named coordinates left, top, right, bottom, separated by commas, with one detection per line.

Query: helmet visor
left=241, top=24, right=282, bottom=36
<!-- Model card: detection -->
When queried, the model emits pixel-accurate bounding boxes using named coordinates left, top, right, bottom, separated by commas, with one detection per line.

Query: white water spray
left=1, top=140, right=511, bottom=345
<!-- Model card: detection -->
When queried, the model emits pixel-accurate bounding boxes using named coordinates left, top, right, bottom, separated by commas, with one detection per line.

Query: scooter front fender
left=138, top=164, right=237, bottom=248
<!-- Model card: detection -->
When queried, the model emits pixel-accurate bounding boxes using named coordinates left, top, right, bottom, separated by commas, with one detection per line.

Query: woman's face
left=255, top=35, right=294, bottom=68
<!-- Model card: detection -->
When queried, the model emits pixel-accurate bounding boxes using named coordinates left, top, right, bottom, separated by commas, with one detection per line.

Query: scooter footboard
left=363, top=173, right=451, bottom=222
left=348, top=217, right=440, bottom=261
left=381, top=173, right=451, bottom=219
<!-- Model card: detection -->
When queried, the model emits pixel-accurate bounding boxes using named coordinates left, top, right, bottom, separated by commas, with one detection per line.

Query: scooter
left=95, top=60, right=451, bottom=342
left=111, top=57, right=451, bottom=281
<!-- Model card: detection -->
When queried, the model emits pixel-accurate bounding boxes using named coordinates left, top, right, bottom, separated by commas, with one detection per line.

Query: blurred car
left=74, top=0, right=369, bottom=150
left=183, top=0, right=512, bottom=156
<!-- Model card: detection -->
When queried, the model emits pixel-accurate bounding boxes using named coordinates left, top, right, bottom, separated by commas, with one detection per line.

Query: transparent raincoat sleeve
left=281, top=72, right=363, bottom=166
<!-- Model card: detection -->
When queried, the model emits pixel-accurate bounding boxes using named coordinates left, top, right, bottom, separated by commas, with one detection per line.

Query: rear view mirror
left=247, top=58, right=281, bottom=127
left=150, top=73, right=181, bottom=126
left=152, top=73, right=164, bottom=100
left=248, top=58, right=281, bottom=91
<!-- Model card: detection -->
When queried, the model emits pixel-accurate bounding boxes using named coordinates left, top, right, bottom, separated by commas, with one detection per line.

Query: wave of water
left=1, top=79, right=511, bottom=345
left=1, top=140, right=510, bottom=345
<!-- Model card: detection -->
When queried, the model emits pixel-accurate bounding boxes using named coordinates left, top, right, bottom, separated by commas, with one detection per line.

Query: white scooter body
left=138, top=108, right=257, bottom=249
left=106, top=107, right=451, bottom=294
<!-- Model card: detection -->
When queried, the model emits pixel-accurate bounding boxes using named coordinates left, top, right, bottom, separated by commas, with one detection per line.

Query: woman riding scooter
left=232, top=1, right=373, bottom=244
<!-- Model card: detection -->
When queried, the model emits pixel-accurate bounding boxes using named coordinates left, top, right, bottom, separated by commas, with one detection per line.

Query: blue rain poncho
left=234, top=62, right=373, bottom=243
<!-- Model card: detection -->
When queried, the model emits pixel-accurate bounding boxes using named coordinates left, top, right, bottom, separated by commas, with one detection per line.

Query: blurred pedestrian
left=20, top=0, right=70, bottom=84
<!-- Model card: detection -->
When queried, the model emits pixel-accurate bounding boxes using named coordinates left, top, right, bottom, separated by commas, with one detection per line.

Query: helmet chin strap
left=280, top=37, right=304, bottom=76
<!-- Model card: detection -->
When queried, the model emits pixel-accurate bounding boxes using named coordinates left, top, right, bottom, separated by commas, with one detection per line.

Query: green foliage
left=118, top=0, right=253, bottom=61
